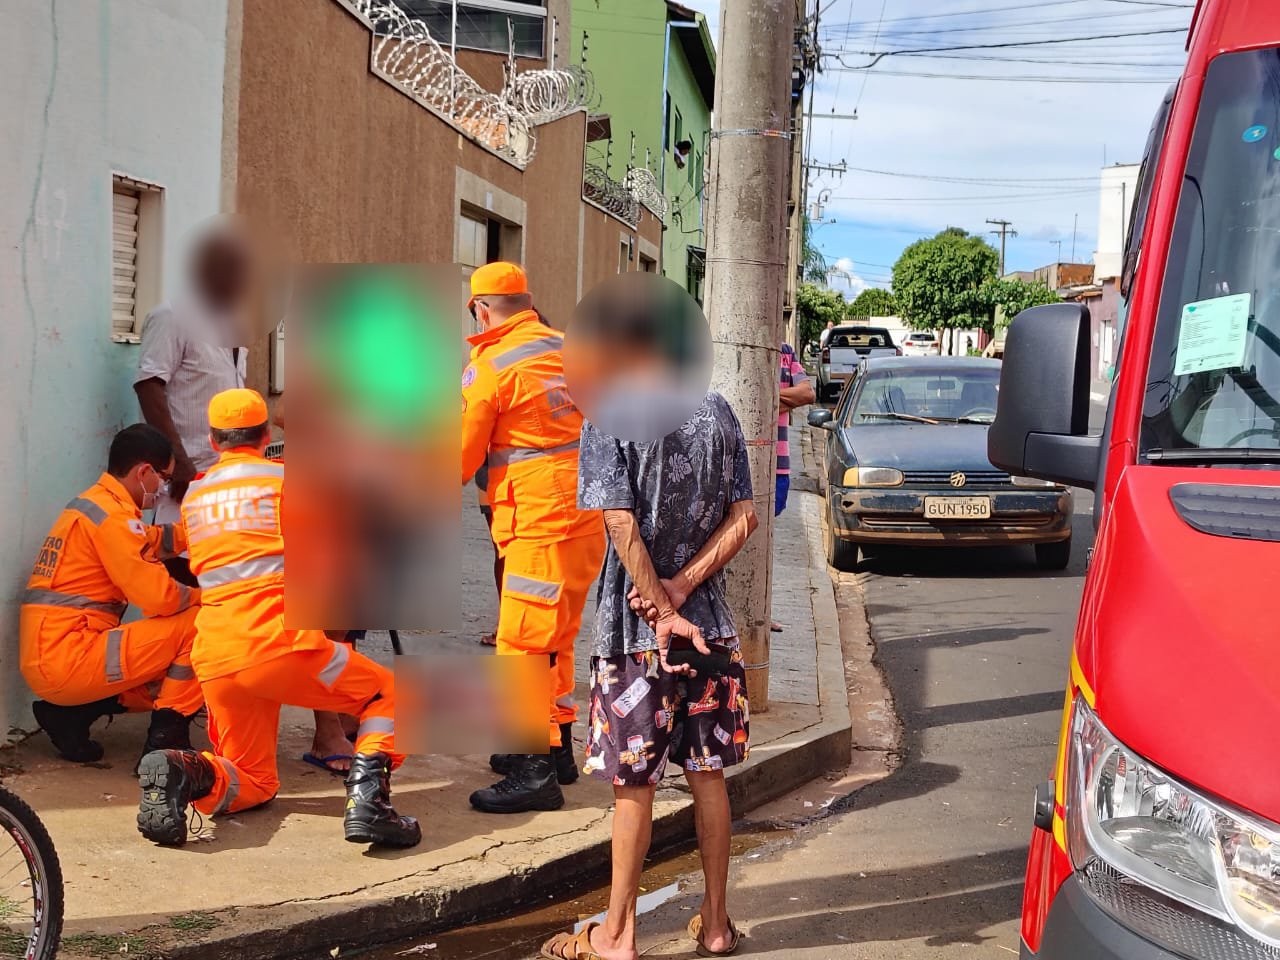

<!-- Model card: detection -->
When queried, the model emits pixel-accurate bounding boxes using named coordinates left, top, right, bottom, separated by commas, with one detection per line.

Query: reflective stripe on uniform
left=21, top=588, right=127, bottom=618
left=187, top=462, right=284, bottom=497
left=67, top=497, right=108, bottom=525
left=491, top=335, right=563, bottom=371
left=487, top=439, right=580, bottom=469
left=504, top=573, right=561, bottom=601
left=197, top=554, right=284, bottom=589
left=318, top=641, right=350, bottom=687
left=166, top=663, right=196, bottom=681
left=212, top=757, right=240, bottom=815
left=357, top=716, right=394, bottom=738
left=106, top=629, right=124, bottom=683
left=158, top=524, right=179, bottom=559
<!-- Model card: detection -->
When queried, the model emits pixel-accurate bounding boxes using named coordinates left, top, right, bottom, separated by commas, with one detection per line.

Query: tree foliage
left=846, top=287, right=898, bottom=318
left=984, top=277, right=1062, bottom=328
left=796, top=282, right=846, bottom=346
left=802, top=216, right=829, bottom=283
left=892, top=228, right=1000, bottom=334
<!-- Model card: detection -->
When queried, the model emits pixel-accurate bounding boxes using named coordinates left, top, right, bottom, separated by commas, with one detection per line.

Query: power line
left=822, top=6, right=1188, bottom=39
left=824, top=66, right=1176, bottom=83
left=840, top=165, right=1100, bottom=184
left=820, top=0, right=1189, bottom=32
left=832, top=27, right=1189, bottom=68
left=852, top=0, right=890, bottom=119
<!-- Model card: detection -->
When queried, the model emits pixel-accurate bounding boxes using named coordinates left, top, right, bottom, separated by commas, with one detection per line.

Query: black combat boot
left=134, top=708, right=195, bottom=775
left=136, top=749, right=216, bottom=847
left=490, top=723, right=579, bottom=785
left=470, top=754, right=564, bottom=814
left=33, top=697, right=125, bottom=763
left=344, top=753, right=422, bottom=848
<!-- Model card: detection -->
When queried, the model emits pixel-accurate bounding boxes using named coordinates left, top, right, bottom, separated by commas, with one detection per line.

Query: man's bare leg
left=686, top=769, right=735, bottom=951
left=589, top=784, right=656, bottom=960
left=311, top=710, right=354, bottom=773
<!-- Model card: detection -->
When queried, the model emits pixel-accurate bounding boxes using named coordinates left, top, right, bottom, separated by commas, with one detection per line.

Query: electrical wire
left=838, top=165, right=1100, bottom=184
left=823, top=6, right=1188, bottom=40
left=833, top=27, right=1190, bottom=69
left=826, top=66, right=1176, bottom=83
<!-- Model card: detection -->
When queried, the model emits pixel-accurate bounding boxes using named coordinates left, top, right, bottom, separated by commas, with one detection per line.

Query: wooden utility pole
left=986, top=218, right=1017, bottom=276
left=703, top=0, right=798, bottom=712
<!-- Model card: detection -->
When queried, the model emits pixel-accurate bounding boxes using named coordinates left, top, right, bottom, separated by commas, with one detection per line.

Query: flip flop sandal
left=479, top=633, right=497, bottom=647
left=302, top=753, right=353, bottom=776
left=539, top=921, right=604, bottom=960
left=688, top=915, right=742, bottom=957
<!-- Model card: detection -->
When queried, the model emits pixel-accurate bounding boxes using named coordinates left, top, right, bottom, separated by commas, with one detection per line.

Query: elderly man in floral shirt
left=540, top=390, right=758, bottom=960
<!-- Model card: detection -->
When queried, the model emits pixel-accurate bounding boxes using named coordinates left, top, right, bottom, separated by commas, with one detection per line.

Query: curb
left=107, top=466, right=853, bottom=960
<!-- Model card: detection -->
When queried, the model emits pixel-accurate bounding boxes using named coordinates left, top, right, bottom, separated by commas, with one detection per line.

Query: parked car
left=808, top=356, right=1073, bottom=571
left=901, top=330, right=941, bottom=356
left=817, top=324, right=900, bottom=402
left=992, top=6, right=1280, bottom=956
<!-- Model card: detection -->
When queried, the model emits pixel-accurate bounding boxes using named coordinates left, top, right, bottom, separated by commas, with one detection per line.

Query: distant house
left=1091, top=163, right=1141, bottom=380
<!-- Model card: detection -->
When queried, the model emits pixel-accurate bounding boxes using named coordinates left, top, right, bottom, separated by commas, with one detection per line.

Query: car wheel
left=824, top=511, right=860, bottom=572
left=1035, top=538, right=1072, bottom=571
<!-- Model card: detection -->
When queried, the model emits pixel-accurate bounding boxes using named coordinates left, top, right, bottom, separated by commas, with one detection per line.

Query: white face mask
left=592, top=374, right=706, bottom=443
left=141, top=468, right=168, bottom=510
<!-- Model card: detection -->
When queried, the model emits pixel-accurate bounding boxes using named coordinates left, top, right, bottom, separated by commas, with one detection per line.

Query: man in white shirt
left=133, top=224, right=250, bottom=538
left=819, top=320, right=835, bottom=349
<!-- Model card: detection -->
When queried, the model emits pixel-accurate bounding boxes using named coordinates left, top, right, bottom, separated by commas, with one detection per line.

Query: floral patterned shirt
left=577, top=391, right=754, bottom=657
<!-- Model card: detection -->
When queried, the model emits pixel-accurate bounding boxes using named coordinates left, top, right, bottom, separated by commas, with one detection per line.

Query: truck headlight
left=1067, top=700, right=1280, bottom=947
left=842, top=467, right=903, bottom=487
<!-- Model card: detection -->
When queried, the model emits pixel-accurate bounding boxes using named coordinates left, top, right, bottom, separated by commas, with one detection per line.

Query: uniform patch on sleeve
left=126, top=518, right=145, bottom=536
left=462, top=365, right=477, bottom=388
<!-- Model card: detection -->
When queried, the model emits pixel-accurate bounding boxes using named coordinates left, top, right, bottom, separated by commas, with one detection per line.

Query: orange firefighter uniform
left=20, top=476, right=202, bottom=715
left=462, top=265, right=605, bottom=750
left=182, top=389, right=400, bottom=818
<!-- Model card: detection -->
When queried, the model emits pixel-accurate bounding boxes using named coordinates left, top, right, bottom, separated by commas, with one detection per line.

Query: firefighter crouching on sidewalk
left=135, top=388, right=420, bottom=849
left=20, top=424, right=202, bottom=764
left=462, top=262, right=606, bottom=814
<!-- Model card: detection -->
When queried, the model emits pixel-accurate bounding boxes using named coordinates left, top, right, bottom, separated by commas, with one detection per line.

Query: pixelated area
left=397, top=654, right=551, bottom=755
left=562, top=273, right=713, bottom=442
left=283, top=265, right=462, bottom=632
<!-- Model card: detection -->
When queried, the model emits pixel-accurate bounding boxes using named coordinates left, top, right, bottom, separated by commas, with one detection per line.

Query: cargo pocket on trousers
left=500, top=571, right=564, bottom=656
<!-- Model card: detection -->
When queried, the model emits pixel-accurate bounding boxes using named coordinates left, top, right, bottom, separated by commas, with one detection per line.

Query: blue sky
left=679, top=0, right=1193, bottom=296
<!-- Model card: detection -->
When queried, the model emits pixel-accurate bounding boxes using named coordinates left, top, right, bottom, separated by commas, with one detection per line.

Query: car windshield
left=847, top=367, right=1001, bottom=424
left=1141, top=48, right=1280, bottom=466
left=830, top=328, right=894, bottom=349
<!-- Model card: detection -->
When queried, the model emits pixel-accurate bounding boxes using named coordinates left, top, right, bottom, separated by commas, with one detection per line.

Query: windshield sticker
left=1173, top=293, right=1251, bottom=376
left=1243, top=124, right=1269, bottom=144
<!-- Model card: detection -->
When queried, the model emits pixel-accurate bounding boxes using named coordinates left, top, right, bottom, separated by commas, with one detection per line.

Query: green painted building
left=571, top=0, right=716, bottom=300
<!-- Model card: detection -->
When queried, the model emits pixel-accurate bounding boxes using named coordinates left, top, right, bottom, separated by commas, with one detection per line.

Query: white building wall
left=0, top=1, right=228, bottom=731
left=1094, top=163, right=1140, bottom=282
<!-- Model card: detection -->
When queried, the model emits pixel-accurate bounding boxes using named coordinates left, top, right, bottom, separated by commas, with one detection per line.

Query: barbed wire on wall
left=349, top=0, right=597, bottom=168
left=584, top=163, right=640, bottom=225
left=623, top=166, right=667, bottom=220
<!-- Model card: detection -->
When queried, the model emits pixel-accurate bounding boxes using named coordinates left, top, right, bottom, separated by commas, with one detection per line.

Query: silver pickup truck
left=817, top=324, right=900, bottom=401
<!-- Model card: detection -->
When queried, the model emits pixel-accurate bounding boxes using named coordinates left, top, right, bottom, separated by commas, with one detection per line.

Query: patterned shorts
left=583, top=647, right=750, bottom=787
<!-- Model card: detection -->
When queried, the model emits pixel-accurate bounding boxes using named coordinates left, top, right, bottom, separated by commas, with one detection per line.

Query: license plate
left=924, top=496, right=992, bottom=520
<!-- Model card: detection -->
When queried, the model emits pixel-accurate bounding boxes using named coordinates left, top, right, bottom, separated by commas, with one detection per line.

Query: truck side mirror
left=988, top=303, right=1100, bottom=489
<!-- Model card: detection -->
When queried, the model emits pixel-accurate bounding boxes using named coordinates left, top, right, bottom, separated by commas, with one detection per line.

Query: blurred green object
left=306, top=269, right=454, bottom=435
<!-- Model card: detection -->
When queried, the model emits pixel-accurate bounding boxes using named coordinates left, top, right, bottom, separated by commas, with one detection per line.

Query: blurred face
left=192, top=232, right=250, bottom=312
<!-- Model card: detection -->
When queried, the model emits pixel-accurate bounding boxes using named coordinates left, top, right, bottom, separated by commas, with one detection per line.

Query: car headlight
left=1068, top=700, right=1280, bottom=947
left=842, top=467, right=903, bottom=487
left=1011, top=475, right=1057, bottom=488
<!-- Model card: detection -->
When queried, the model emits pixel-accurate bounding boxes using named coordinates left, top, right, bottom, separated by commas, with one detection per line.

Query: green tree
left=796, top=281, right=846, bottom=346
left=892, top=228, right=1000, bottom=349
left=802, top=216, right=829, bottom=283
left=984, top=277, right=1061, bottom=330
left=846, top=287, right=898, bottom=319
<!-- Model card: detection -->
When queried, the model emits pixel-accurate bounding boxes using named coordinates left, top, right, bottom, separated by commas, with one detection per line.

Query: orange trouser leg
left=28, top=608, right=202, bottom=716
left=495, top=531, right=605, bottom=748
left=194, top=640, right=399, bottom=817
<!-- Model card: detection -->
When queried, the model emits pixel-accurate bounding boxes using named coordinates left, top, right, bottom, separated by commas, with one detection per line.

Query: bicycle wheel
left=0, top=787, right=63, bottom=960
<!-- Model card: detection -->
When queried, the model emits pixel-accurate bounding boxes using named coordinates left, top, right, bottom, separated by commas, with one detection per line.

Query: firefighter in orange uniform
left=462, top=262, right=606, bottom=814
left=20, top=424, right=202, bottom=764
left=135, top=388, right=420, bottom=849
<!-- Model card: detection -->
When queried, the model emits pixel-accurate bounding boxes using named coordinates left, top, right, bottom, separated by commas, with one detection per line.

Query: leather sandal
left=688, top=915, right=742, bottom=957
left=539, top=921, right=604, bottom=960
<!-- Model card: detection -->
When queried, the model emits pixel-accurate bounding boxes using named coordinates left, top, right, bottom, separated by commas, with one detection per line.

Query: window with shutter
left=111, top=187, right=140, bottom=339
left=110, top=174, right=163, bottom=344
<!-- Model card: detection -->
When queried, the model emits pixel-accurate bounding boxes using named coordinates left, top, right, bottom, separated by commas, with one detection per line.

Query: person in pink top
left=773, top=343, right=815, bottom=632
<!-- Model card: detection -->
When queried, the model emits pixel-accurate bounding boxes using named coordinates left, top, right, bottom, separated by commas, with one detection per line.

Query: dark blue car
left=807, top=356, right=1073, bottom=571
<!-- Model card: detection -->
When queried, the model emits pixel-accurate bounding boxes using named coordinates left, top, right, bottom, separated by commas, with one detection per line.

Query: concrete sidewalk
left=6, top=418, right=851, bottom=960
